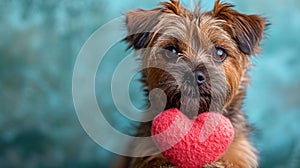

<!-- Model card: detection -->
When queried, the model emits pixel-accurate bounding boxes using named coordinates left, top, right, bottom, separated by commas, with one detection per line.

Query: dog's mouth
left=154, top=70, right=212, bottom=119
left=159, top=73, right=228, bottom=119
left=162, top=82, right=212, bottom=118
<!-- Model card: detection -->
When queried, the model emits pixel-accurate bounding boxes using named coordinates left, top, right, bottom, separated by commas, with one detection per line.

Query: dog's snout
left=193, top=71, right=206, bottom=85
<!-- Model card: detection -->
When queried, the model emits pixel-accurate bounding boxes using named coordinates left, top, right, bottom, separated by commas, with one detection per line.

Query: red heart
left=151, top=108, right=234, bottom=168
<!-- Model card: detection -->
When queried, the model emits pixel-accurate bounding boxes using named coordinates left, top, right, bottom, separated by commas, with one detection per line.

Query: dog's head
left=125, top=0, right=267, bottom=117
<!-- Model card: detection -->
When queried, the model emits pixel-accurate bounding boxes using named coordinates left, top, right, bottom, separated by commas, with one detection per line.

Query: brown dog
left=121, top=0, right=268, bottom=167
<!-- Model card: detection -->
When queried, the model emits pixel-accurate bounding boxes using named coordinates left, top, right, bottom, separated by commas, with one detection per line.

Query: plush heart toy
left=151, top=108, right=234, bottom=168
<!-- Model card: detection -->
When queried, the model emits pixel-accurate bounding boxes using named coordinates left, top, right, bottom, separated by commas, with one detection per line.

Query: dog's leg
left=204, top=134, right=258, bottom=168
left=128, top=122, right=175, bottom=168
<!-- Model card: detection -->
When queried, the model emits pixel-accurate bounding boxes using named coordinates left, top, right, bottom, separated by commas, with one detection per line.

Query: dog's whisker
left=176, top=54, right=184, bottom=63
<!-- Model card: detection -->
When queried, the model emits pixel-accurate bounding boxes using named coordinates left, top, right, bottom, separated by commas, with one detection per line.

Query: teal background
left=1, top=0, right=300, bottom=167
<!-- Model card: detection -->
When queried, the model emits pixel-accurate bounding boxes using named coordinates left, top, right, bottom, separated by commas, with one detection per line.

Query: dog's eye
left=162, top=46, right=179, bottom=60
left=212, top=47, right=227, bottom=62
left=166, top=46, right=178, bottom=55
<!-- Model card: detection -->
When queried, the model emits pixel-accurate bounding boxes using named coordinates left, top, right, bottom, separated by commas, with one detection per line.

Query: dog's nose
left=194, top=71, right=206, bottom=85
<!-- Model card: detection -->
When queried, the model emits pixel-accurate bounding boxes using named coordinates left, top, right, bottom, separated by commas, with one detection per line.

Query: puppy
left=121, top=0, right=268, bottom=167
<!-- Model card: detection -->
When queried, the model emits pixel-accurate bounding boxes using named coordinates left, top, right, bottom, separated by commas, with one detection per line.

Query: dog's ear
left=125, top=1, right=182, bottom=50
left=213, top=0, right=267, bottom=55
left=125, top=9, right=161, bottom=50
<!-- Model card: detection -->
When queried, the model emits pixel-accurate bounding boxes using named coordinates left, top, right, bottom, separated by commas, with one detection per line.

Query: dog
left=119, top=0, right=268, bottom=167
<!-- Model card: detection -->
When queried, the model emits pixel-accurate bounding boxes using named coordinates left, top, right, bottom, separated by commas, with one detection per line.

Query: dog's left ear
left=125, top=1, right=182, bottom=50
left=125, top=9, right=161, bottom=50
left=213, top=0, right=267, bottom=55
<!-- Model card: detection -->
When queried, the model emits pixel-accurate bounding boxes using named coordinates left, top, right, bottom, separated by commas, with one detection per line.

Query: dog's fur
left=119, top=0, right=267, bottom=167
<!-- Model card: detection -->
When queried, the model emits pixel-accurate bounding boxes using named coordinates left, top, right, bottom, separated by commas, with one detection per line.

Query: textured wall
left=0, top=0, right=299, bottom=167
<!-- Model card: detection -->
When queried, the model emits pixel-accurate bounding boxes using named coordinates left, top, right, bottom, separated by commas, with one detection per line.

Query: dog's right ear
left=125, top=9, right=161, bottom=50
left=212, top=0, right=267, bottom=55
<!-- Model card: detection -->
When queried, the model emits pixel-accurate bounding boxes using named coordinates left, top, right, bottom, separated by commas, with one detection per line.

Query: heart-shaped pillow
left=151, top=108, right=234, bottom=168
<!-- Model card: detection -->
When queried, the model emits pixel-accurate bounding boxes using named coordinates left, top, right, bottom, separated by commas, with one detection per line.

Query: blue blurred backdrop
left=1, top=0, right=300, bottom=167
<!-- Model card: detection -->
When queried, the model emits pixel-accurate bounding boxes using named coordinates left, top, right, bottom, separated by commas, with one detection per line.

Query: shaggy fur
left=118, top=0, right=268, bottom=167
